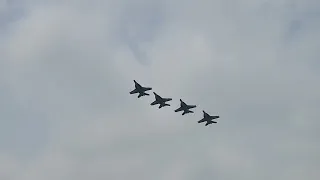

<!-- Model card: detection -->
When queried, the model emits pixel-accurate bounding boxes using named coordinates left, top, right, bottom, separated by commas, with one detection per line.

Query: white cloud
left=0, top=154, right=21, bottom=180
left=1, top=0, right=320, bottom=180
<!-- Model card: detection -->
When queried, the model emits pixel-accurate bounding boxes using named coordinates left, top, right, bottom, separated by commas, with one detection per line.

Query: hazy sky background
left=1, top=0, right=320, bottom=179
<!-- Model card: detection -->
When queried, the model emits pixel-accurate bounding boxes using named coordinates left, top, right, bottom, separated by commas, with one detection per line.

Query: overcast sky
left=1, top=0, right=320, bottom=180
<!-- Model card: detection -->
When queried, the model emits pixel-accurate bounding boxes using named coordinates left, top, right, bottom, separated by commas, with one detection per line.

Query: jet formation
left=130, top=80, right=220, bottom=126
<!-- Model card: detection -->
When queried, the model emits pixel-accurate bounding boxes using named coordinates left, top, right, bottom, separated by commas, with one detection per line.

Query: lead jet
left=174, top=99, right=196, bottom=115
left=198, top=111, right=219, bottom=126
left=151, top=92, right=172, bottom=109
left=130, top=80, right=152, bottom=98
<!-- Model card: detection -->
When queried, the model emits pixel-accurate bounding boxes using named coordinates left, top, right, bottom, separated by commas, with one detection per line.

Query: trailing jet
left=174, top=99, right=196, bottom=115
left=130, top=80, right=152, bottom=98
left=151, top=92, right=172, bottom=108
left=198, top=111, right=219, bottom=126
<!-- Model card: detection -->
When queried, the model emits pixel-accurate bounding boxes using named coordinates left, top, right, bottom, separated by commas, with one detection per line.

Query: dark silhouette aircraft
left=130, top=80, right=152, bottom=98
left=198, top=111, right=219, bottom=126
left=151, top=92, right=172, bottom=108
left=174, top=99, right=196, bottom=115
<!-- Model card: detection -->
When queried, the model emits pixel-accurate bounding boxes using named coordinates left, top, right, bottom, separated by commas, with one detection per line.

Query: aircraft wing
left=175, top=107, right=183, bottom=112
left=187, top=105, right=196, bottom=109
left=151, top=101, right=158, bottom=105
left=164, top=98, right=172, bottom=101
left=203, top=111, right=210, bottom=118
left=142, top=87, right=152, bottom=91
left=130, top=89, right=139, bottom=94
left=133, top=80, right=142, bottom=88
left=180, top=100, right=187, bottom=107
left=154, top=94, right=161, bottom=101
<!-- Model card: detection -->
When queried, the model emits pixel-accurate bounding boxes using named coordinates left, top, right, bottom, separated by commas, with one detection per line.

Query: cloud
left=1, top=0, right=320, bottom=180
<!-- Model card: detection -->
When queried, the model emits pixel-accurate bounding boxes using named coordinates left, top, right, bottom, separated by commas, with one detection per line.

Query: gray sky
left=1, top=0, right=320, bottom=179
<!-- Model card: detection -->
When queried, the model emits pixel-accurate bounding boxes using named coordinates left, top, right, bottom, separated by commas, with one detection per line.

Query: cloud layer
left=1, top=0, right=320, bottom=180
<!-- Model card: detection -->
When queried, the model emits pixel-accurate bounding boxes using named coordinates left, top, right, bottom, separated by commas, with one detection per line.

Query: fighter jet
left=198, top=111, right=219, bottom=126
left=150, top=92, right=172, bottom=108
left=174, top=99, right=196, bottom=115
left=130, top=80, right=152, bottom=98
